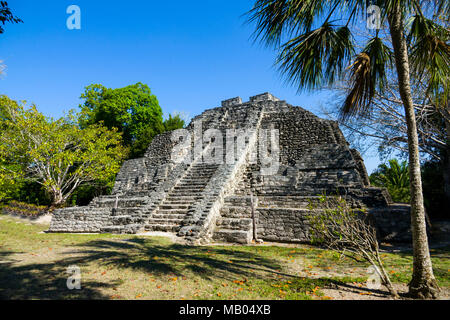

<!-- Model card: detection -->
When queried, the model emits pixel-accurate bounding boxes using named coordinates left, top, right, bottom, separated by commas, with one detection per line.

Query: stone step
left=157, top=209, right=190, bottom=215
left=144, top=224, right=180, bottom=232
left=219, top=212, right=252, bottom=219
left=256, top=208, right=312, bottom=213
left=94, top=198, right=148, bottom=208
left=223, top=196, right=253, bottom=206
left=168, top=192, right=204, bottom=197
left=126, top=191, right=152, bottom=196
left=257, top=196, right=324, bottom=209
left=171, top=189, right=206, bottom=194
left=189, top=165, right=220, bottom=170
left=188, top=165, right=218, bottom=169
left=257, top=202, right=311, bottom=209
left=53, top=207, right=111, bottom=214
left=181, top=180, right=210, bottom=185
left=147, top=218, right=183, bottom=225
left=178, top=181, right=209, bottom=186
left=162, top=199, right=196, bottom=205
left=175, top=182, right=208, bottom=188
left=111, top=207, right=141, bottom=215
left=172, top=188, right=207, bottom=193
left=109, top=223, right=143, bottom=234
left=110, top=216, right=145, bottom=225
left=188, top=167, right=218, bottom=171
left=170, top=186, right=205, bottom=191
left=126, top=188, right=155, bottom=197
left=159, top=204, right=190, bottom=209
left=111, top=215, right=133, bottom=223
left=101, top=225, right=124, bottom=233
left=219, top=205, right=252, bottom=218
left=183, top=174, right=216, bottom=179
left=165, top=195, right=202, bottom=200
left=217, top=218, right=252, bottom=230
left=180, top=176, right=211, bottom=181
left=158, top=206, right=193, bottom=212
left=212, top=229, right=252, bottom=244
left=185, top=170, right=217, bottom=175
left=190, top=163, right=220, bottom=167
left=94, top=196, right=149, bottom=202
left=151, top=213, right=185, bottom=220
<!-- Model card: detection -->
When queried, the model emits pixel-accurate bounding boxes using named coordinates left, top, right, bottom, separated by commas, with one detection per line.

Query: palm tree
left=0, top=1, right=22, bottom=34
left=370, top=159, right=410, bottom=203
left=247, top=0, right=449, bottom=298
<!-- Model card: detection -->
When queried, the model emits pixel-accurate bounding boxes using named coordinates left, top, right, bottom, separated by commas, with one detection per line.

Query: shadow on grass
left=0, top=257, right=117, bottom=300
left=0, top=237, right=287, bottom=299
left=60, top=238, right=286, bottom=281
left=4, top=235, right=437, bottom=299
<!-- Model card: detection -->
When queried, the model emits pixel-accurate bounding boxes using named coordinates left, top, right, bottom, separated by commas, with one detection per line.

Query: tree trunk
left=443, top=118, right=450, bottom=212
left=387, top=4, right=440, bottom=299
left=51, top=189, right=65, bottom=210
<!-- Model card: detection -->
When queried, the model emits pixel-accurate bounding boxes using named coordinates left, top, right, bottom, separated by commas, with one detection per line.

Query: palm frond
left=277, top=22, right=354, bottom=91
left=364, top=37, right=394, bottom=92
left=370, top=0, right=417, bottom=25
left=246, top=0, right=291, bottom=46
left=326, top=26, right=355, bottom=85
left=341, top=52, right=372, bottom=119
left=422, top=0, right=450, bottom=20
left=341, top=37, right=393, bottom=120
left=246, top=0, right=330, bottom=46
left=408, top=14, right=450, bottom=105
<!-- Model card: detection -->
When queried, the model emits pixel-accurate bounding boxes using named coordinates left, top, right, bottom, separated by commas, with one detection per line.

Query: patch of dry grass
left=0, top=215, right=448, bottom=300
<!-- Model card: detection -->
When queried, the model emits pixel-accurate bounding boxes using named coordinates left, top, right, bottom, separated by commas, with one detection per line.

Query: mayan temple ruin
left=49, top=93, right=410, bottom=244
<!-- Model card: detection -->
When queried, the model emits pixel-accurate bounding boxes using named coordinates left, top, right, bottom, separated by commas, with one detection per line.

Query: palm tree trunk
left=443, top=117, right=450, bottom=209
left=387, top=3, right=440, bottom=299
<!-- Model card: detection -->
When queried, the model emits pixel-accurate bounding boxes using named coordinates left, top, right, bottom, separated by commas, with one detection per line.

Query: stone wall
left=253, top=205, right=411, bottom=244
left=49, top=207, right=111, bottom=233
left=350, top=149, right=371, bottom=186
left=261, top=109, right=337, bottom=166
left=256, top=208, right=310, bottom=242
left=145, top=131, right=178, bottom=165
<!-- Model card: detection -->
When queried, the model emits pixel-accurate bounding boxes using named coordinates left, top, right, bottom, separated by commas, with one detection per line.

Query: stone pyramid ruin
left=49, top=93, right=410, bottom=244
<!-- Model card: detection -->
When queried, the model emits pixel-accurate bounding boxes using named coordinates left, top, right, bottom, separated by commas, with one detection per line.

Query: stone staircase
left=97, top=166, right=176, bottom=234
left=102, top=102, right=263, bottom=238
left=213, top=196, right=254, bottom=244
left=144, top=163, right=220, bottom=233
left=99, top=195, right=151, bottom=233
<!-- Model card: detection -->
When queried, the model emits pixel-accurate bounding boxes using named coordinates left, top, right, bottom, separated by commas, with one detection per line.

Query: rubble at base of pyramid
left=49, top=93, right=411, bottom=244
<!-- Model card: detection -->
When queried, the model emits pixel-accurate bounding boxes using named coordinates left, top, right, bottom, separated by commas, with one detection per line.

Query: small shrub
left=2, top=201, right=48, bottom=218
left=307, top=193, right=399, bottom=298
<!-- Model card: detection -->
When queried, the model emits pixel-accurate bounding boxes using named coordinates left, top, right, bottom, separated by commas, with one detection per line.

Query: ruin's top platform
left=221, top=93, right=280, bottom=108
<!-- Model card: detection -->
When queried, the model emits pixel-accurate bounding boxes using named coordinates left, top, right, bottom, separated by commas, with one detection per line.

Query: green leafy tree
left=0, top=96, right=24, bottom=202
left=163, top=113, right=185, bottom=132
left=0, top=154, right=23, bottom=202
left=247, top=0, right=448, bottom=298
left=79, top=83, right=164, bottom=158
left=0, top=95, right=126, bottom=208
left=370, top=159, right=411, bottom=203
left=128, top=114, right=184, bottom=159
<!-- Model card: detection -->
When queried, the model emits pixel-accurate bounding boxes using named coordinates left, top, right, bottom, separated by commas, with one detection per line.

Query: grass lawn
left=0, top=214, right=448, bottom=300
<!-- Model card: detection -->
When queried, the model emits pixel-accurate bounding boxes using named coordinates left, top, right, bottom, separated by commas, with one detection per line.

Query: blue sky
left=1, top=0, right=381, bottom=173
